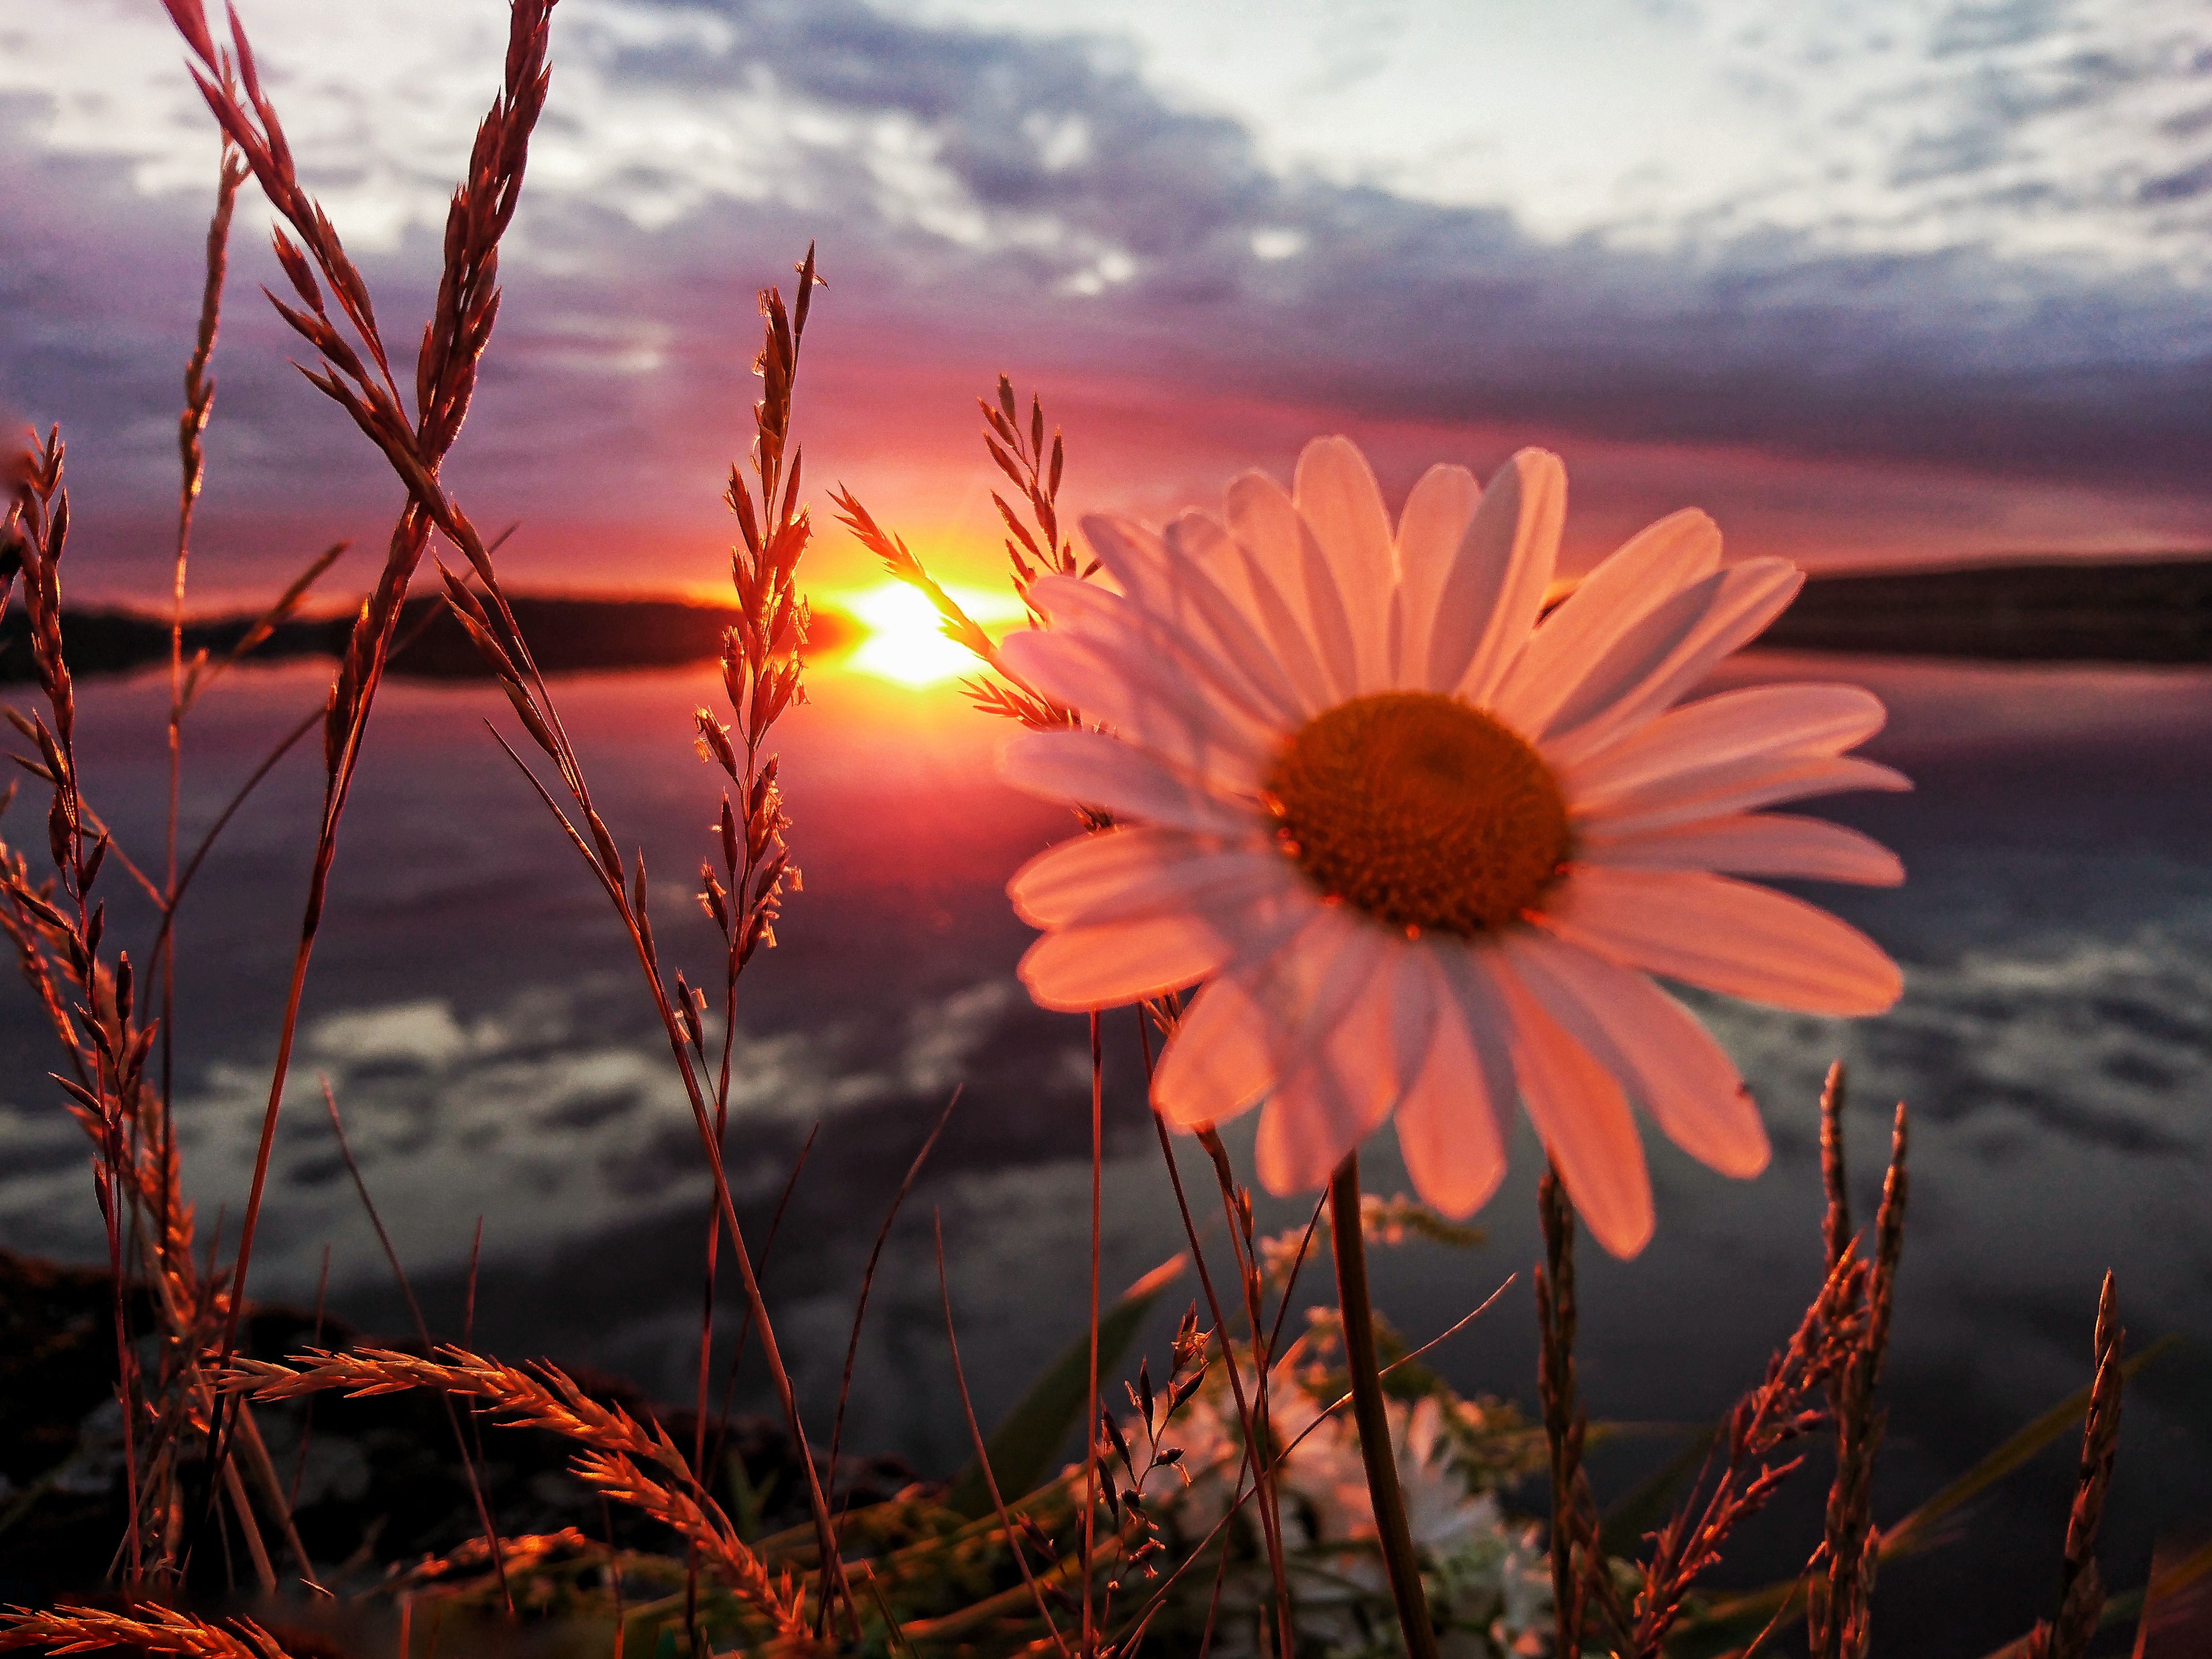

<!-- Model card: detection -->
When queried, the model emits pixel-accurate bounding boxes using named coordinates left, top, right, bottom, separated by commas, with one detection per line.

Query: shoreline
left=3, top=555, right=2209, bottom=686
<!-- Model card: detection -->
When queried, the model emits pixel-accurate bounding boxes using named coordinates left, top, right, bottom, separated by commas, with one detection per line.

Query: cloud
left=3, top=0, right=2211, bottom=594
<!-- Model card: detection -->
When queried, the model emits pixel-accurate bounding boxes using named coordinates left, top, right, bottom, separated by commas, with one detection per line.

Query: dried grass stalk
left=1625, top=1245, right=1862, bottom=1655
left=1809, top=1094, right=1910, bottom=1659
left=2022, top=1271, right=2125, bottom=1659
left=0, top=1604, right=299, bottom=1659
left=226, top=1347, right=807, bottom=1635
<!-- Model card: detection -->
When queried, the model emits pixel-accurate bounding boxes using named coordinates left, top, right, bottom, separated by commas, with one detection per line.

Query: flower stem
left=1329, top=1152, right=1440, bottom=1659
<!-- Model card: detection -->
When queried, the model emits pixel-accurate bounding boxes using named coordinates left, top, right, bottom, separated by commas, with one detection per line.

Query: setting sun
left=839, top=579, right=1032, bottom=688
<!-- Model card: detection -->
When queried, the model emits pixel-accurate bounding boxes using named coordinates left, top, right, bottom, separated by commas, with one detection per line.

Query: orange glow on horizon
left=834, top=580, right=1031, bottom=688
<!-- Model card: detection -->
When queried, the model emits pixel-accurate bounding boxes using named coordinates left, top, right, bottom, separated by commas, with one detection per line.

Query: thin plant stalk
left=934, top=1209, right=1073, bottom=1659
left=1082, top=1009, right=1103, bottom=1657
left=707, top=1123, right=818, bottom=1491
left=147, top=147, right=248, bottom=1554
left=1328, top=1152, right=1440, bottom=1659
left=1134, top=1007, right=1296, bottom=1654
left=826, top=1090, right=957, bottom=1481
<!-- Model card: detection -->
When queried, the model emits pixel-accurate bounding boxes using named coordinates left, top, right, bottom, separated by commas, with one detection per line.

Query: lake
left=2, top=648, right=2207, bottom=1651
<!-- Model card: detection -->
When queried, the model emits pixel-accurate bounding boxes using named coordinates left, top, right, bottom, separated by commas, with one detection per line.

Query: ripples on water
left=2, top=651, right=2208, bottom=1647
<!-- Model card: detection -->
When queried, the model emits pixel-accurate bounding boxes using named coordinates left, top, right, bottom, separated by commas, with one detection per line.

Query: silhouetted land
left=0, top=593, right=855, bottom=684
left=2, top=558, right=2208, bottom=684
left=1760, top=556, right=2212, bottom=661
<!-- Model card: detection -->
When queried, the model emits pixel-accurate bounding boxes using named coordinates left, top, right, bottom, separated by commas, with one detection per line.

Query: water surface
left=2, top=650, right=2207, bottom=1650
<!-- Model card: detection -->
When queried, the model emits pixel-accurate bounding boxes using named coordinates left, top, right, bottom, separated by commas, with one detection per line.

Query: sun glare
left=842, top=580, right=1029, bottom=688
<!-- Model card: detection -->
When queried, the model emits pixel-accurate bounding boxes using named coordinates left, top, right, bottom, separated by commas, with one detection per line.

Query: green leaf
left=945, top=1254, right=1187, bottom=1519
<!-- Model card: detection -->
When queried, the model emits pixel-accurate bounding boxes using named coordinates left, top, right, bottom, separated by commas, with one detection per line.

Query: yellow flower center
left=1265, top=692, right=1569, bottom=935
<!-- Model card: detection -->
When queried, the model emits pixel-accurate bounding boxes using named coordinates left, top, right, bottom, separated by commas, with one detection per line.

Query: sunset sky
left=5, top=0, right=2212, bottom=605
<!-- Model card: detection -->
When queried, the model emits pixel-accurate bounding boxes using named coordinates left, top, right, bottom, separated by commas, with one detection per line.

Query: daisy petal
left=1257, top=905, right=1392, bottom=1068
left=1226, top=468, right=1358, bottom=704
left=1062, top=520, right=1300, bottom=725
left=1153, top=973, right=1276, bottom=1127
left=1164, top=509, right=1247, bottom=585
left=1000, top=729, right=1262, bottom=835
left=1018, top=912, right=1229, bottom=1011
left=1484, top=955, right=1654, bottom=1257
left=1074, top=511, right=1177, bottom=608
left=1391, top=463, right=1481, bottom=687
left=1064, top=527, right=1308, bottom=729
left=1165, top=508, right=1313, bottom=692
left=1294, top=436, right=1396, bottom=692
left=1491, top=509, right=1723, bottom=733
left=1580, top=754, right=1911, bottom=840
left=1240, top=912, right=1414, bottom=1190
left=1255, top=983, right=1399, bottom=1193
left=1428, top=448, right=1565, bottom=700
left=1009, top=829, right=1293, bottom=928
left=1542, top=559, right=1804, bottom=763
left=1584, top=812, right=1905, bottom=886
left=1008, top=826, right=1202, bottom=926
left=1394, top=950, right=1511, bottom=1217
left=999, top=624, right=1272, bottom=792
left=1505, top=933, right=1768, bottom=1179
left=1540, top=866, right=1903, bottom=1015
left=1563, top=684, right=1888, bottom=806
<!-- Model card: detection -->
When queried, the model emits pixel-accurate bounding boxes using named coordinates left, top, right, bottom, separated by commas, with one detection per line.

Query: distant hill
left=1762, top=556, right=2212, bottom=662
left=0, top=593, right=855, bottom=684
left=1, top=558, right=2207, bottom=684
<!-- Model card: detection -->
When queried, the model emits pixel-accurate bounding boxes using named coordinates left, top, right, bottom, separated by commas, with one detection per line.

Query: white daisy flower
left=1276, top=1393, right=1493, bottom=1565
left=999, top=437, right=1905, bottom=1255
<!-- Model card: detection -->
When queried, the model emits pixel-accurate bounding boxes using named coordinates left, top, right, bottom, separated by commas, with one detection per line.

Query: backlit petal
left=1583, top=812, right=1905, bottom=886
left=1227, top=908, right=1392, bottom=1187
left=1018, top=912, right=1230, bottom=1011
left=1483, top=955, right=1654, bottom=1257
left=1539, top=866, right=1903, bottom=1015
left=1000, top=729, right=1263, bottom=836
left=1391, top=464, right=1481, bottom=688
left=1065, top=525, right=1306, bottom=730
left=1253, top=940, right=1409, bottom=1193
left=1562, top=684, right=1887, bottom=806
left=1427, top=448, right=1565, bottom=700
left=1504, top=932, right=1768, bottom=1179
left=1294, top=436, right=1396, bottom=692
left=1000, top=624, right=1273, bottom=793
left=1394, top=949, right=1511, bottom=1217
left=1226, top=469, right=1358, bottom=704
left=1542, top=559, right=1804, bottom=763
left=1009, top=830, right=1293, bottom=928
left=1009, top=826, right=1205, bottom=926
left=1490, top=509, right=1722, bottom=733
left=1577, top=754, right=1911, bottom=840
left=1161, top=510, right=1320, bottom=721
left=1153, top=973, right=1276, bottom=1127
